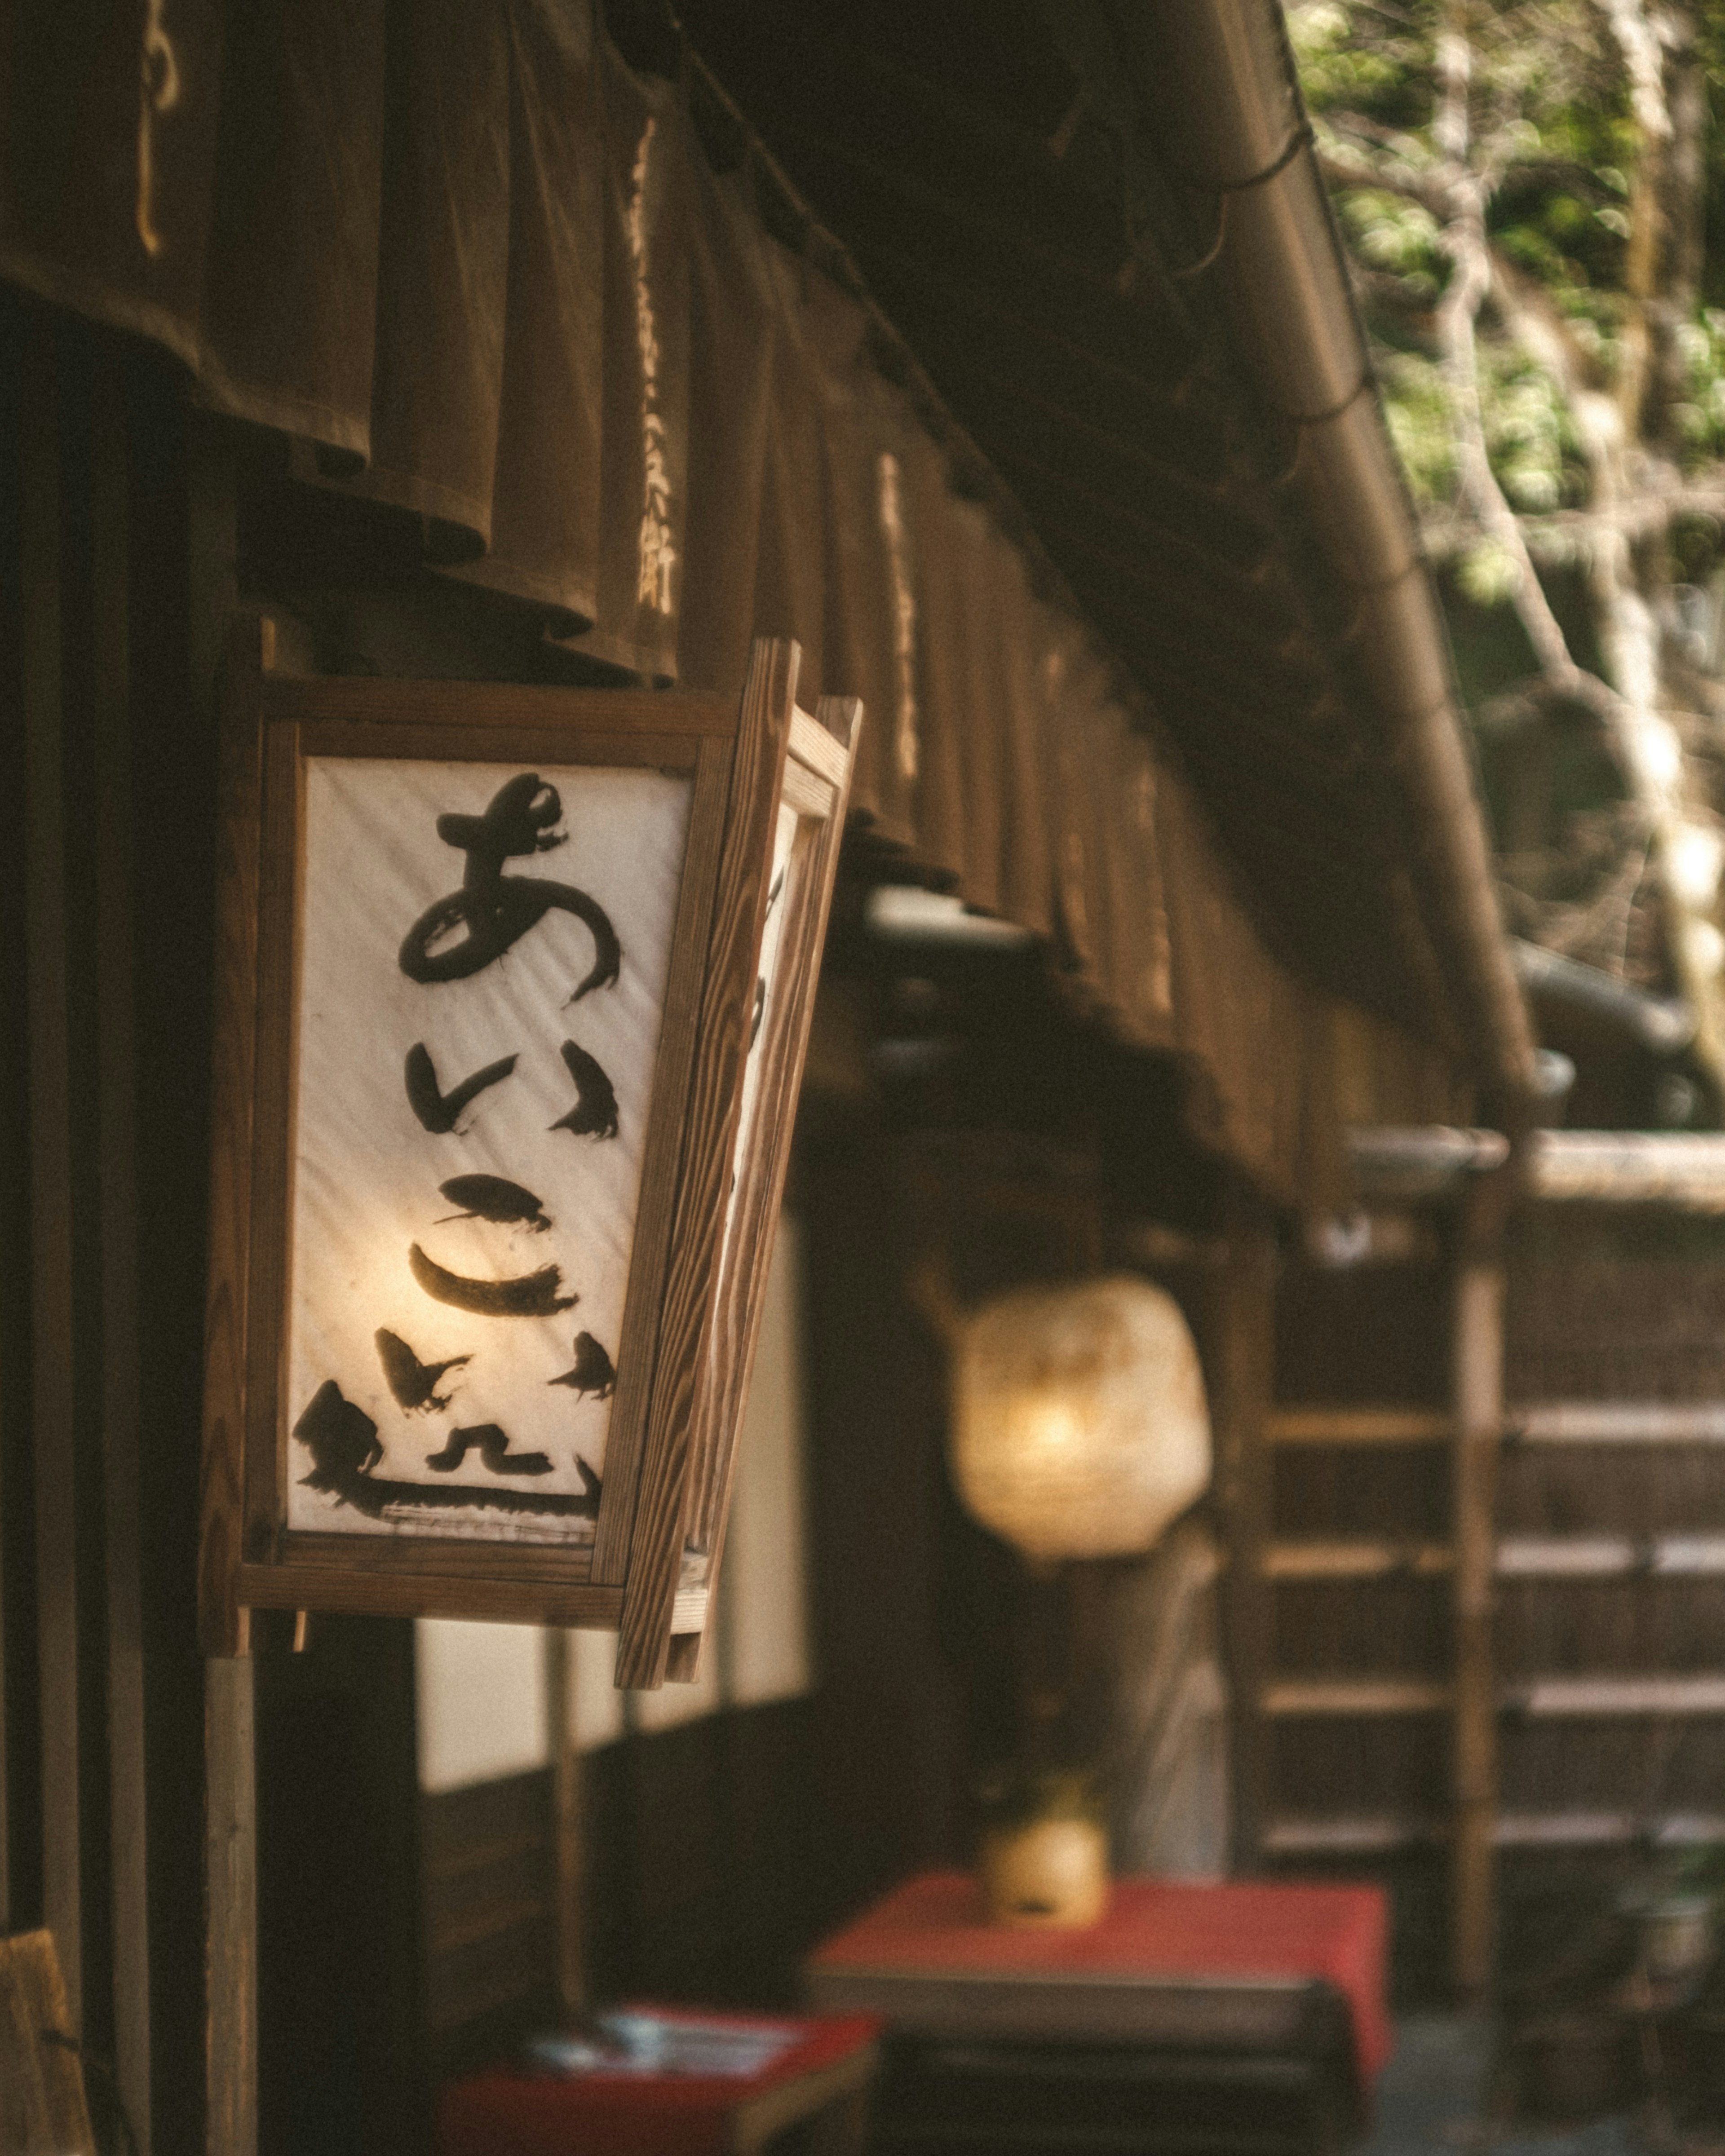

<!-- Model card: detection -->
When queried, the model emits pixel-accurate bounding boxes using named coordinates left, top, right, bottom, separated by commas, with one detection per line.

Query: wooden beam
left=1346, top=1126, right=1509, bottom=1199
left=1265, top=1406, right=1452, bottom=1445
left=1269, top=1811, right=1725, bottom=1851
left=1260, top=1678, right=1451, bottom=1716
left=1495, top=1811, right=1725, bottom=1847
left=1505, top=1674, right=1725, bottom=1716
left=1511, top=1402, right=1725, bottom=1443
left=1262, top=1540, right=1452, bottom=1579
left=1496, top=1534, right=1725, bottom=1577
left=1528, top=1130, right=1725, bottom=1208
left=1262, top=1816, right=1446, bottom=1854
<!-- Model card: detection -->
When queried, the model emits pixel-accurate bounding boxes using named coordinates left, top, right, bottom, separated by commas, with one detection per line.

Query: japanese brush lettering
left=425, top=1423, right=553, bottom=1476
left=436, top=1173, right=551, bottom=1233
left=292, top=1380, right=603, bottom=1521
left=398, top=773, right=622, bottom=1003
left=375, top=1328, right=471, bottom=1414
left=404, top=1042, right=518, bottom=1135
left=550, top=1038, right=619, bottom=1141
left=548, top=1331, right=617, bottom=1400
left=408, top=1242, right=578, bottom=1317
left=295, top=1381, right=385, bottom=1492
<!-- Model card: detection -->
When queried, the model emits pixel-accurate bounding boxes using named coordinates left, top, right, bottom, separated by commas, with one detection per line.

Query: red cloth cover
left=437, top=2007, right=880, bottom=2156
left=809, top=1873, right=1391, bottom=2089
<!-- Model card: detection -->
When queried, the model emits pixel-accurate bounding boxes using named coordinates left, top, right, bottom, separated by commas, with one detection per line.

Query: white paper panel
left=726, top=1215, right=810, bottom=1705
left=287, top=759, right=691, bottom=1541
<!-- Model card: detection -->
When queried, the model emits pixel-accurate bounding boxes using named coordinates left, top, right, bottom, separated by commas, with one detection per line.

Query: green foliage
left=1292, top=0, right=1725, bottom=576
left=1377, top=349, right=1455, bottom=510
left=1480, top=341, right=1578, bottom=510
left=1673, top=309, right=1725, bottom=463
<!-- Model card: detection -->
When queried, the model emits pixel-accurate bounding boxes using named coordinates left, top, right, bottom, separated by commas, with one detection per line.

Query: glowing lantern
left=950, top=1275, right=1211, bottom=1564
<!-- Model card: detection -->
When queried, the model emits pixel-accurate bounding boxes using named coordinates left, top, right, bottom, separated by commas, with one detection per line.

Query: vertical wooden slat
left=615, top=641, right=797, bottom=1688
left=21, top=317, right=83, bottom=2028
left=1452, top=1176, right=1506, bottom=1998
left=0, top=299, right=24, bottom=1942
left=542, top=1630, right=586, bottom=2017
left=92, top=351, right=152, bottom=2152
left=204, top=1656, right=256, bottom=2156
left=184, top=416, right=255, bottom=2156
left=1212, top=1194, right=1277, bottom=1870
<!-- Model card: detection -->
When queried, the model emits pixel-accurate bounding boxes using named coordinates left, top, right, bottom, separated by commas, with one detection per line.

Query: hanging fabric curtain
left=0, top=0, right=1474, bottom=1207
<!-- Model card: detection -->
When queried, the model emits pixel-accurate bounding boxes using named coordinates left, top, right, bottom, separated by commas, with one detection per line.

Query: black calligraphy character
left=409, top=1243, right=578, bottom=1317
left=375, top=1329, right=471, bottom=1414
left=425, top=1424, right=553, bottom=1476
left=549, top=1039, right=619, bottom=1141
left=436, top=1174, right=551, bottom=1233
left=548, top=1331, right=616, bottom=1400
left=295, top=1381, right=384, bottom=1494
left=398, top=773, right=621, bottom=1002
left=404, top=1043, right=517, bottom=1135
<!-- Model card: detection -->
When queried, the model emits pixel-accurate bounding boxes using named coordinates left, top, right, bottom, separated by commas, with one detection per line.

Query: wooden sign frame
left=199, top=624, right=859, bottom=1686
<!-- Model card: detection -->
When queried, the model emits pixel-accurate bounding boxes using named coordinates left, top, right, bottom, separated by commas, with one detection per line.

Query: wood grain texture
left=668, top=694, right=862, bottom=1681
left=241, top=720, right=301, bottom=1566
left=1452, top=1178, right=1505, bottom=2001
left=216, top=660, right=739, bottom=1622
left=1265, top=1406, right=1453, bottom=1445
left=199, top=619, right=269, bottom=1656
left=590, top=738, right=734, bottom=1584
left=1511, top=1401, right=1725, bottom=1442
left=92, top=348, right=152, bottom=2152
left=1211, top=1206, right=1277, bottom=1872
left=787, top=707, right=850, bottom=790
left=615, top=641, right=800, bottom=1688
left=236, top=1563, right=622, bottom=1627
left=0, top=1931, right=95, bottom=2155
left=205, top=1658, right=257, bottom=2156
left=296, top=721, right=704, bottom=771
left=275, top=1532, right=596, bottom=1581
left=542, top=1631, right=586, bottom=2016
left=264, top=675, right=739, bottom=736
left=22, top=322, right=82, bottom=2020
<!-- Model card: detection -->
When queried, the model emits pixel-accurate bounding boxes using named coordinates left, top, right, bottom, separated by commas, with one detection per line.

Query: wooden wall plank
left=197, top=619, right=266, bottom=1657
left=92, top=351, right=152, bottom=2151
left=21, top=317, right=82, bottom=2032
left=0, top=1930, right=95, bottom=2155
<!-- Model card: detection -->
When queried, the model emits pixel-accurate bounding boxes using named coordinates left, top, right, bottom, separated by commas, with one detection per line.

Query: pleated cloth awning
left=0, top=0, right=1473, bottom=1205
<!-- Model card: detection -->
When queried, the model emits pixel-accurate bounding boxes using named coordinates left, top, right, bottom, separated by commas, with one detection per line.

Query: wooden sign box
left=200, top=629, right=859, bottom=1687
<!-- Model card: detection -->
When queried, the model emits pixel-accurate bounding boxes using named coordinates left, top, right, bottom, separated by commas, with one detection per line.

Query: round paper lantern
left=950, top=1275, right=1211, bottom=1563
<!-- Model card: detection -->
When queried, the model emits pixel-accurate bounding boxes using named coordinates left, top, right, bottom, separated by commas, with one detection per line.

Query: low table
left=805, top=1874, right=1390, bottom=2156
left=437, top=2007, right=882, bottom=2156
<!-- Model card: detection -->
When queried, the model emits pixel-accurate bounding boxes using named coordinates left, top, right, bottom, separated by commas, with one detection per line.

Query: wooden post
left=1452, top=1173, right=1507, bottom=1999
left=93, top=345, right=154, bottom=2154
left=204, top=1655, right=257, bottom=2156
left=543, top=1630, right=586, bottom=2018
left=1212, top=1190, right=1278, bottom=1870
left=22, top=312, right=83, bottom=2033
